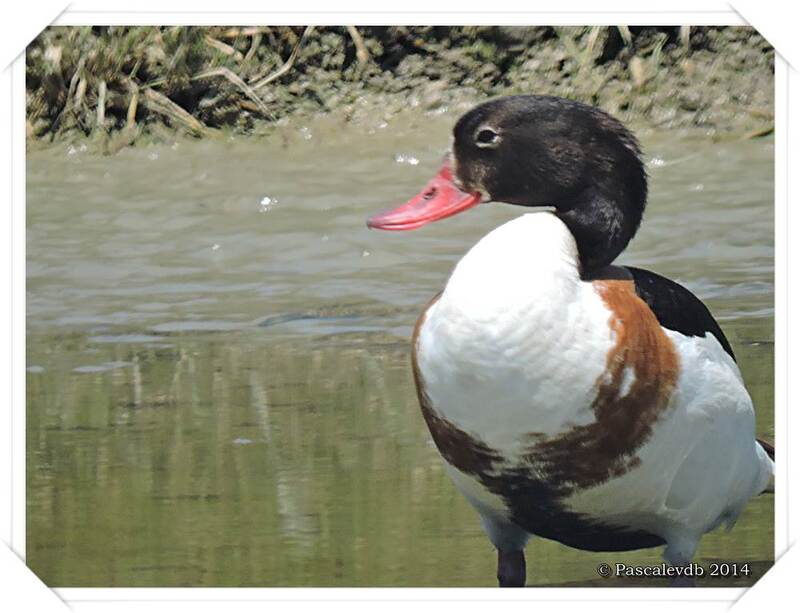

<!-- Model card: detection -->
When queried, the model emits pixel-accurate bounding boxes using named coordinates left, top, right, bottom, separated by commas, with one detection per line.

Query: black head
left=451, top=95, right=648, bottom=273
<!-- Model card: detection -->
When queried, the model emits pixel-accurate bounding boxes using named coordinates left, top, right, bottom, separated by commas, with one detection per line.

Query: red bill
left=367, top=159, right=482, bottom=231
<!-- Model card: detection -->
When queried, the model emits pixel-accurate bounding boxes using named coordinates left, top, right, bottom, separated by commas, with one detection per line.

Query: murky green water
left=27, top=113, right=774, bottom=587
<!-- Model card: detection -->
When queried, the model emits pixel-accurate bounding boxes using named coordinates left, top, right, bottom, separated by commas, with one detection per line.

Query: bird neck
left=556, top=184, right=644, bottom=275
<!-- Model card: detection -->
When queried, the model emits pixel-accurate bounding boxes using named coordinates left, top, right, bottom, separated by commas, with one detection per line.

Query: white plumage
left=416, top=212, right=773, bottom=565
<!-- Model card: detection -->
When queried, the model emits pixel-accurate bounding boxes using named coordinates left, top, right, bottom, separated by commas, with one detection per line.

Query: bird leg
left=664, top=546, right=698, bottom=587
left=669, top=572, right=697, bottom=587
left=497, top=549, right=526, bottom=587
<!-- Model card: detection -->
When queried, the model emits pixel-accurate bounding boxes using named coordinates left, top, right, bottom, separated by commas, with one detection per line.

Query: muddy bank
left=26, top=26, right=774, bottom=150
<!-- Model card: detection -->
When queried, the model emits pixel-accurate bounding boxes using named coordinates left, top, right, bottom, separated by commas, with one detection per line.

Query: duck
left=366, top=95, right=774, bottom=588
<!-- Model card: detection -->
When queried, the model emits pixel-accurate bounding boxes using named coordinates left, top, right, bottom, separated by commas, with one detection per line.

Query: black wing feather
left=624, top=266, right=736, bottom=362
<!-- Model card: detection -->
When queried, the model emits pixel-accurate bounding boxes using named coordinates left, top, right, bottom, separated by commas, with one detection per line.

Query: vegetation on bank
left=26, top=26, right=774, bottom=152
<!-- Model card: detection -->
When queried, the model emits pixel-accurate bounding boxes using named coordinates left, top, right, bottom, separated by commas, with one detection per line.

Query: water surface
left=27, top=114, right=774, bottom=587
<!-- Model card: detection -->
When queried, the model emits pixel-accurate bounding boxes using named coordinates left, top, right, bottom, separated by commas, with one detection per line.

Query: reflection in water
left=27, top=115, right=773, bottom=587
left=26, top=330, right=774, bottom=587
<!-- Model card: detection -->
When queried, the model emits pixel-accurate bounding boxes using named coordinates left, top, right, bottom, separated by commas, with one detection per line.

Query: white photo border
left=4, top=2, right=795, bottom=611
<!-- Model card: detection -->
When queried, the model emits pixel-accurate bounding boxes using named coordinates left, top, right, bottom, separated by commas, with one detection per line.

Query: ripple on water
left=72, top=361, right=133, bottom=374
left=149, top=320, right=247, bottom=334
left=88, top=334, right=168, bottom=344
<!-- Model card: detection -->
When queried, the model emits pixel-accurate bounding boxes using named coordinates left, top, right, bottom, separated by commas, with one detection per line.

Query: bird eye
left=475, top=128, right=500, bottom=148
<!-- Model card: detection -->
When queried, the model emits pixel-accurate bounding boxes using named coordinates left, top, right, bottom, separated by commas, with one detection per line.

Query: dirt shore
left=26, top=26, right=774, bottom=151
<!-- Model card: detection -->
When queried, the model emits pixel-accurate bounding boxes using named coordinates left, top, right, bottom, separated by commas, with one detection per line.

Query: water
left=26, top=113, right=774, bottom=587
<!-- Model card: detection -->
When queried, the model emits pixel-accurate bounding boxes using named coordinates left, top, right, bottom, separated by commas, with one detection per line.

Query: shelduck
left=367, top=95, right=774, bottom=587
